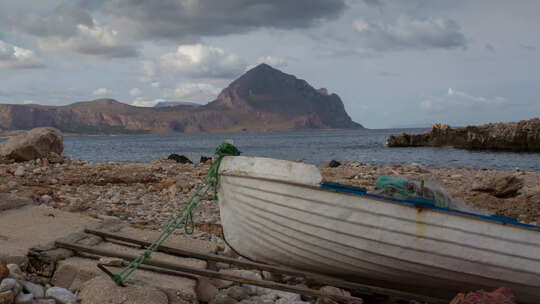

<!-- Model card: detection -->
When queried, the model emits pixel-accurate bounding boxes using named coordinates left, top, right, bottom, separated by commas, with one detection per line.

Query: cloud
left=37, top=23, right=138, bottom=58
left=9, top=3, right=93, bottom=38
left=161, top=44, right=245, bottom=79
left=485, top=43, right=495, bottom=53
left=353, top=16, right=467, bottom=51
left=247, top=56, right=288, bottom=70
left=93, top=88, right=112, bottom=96
left=11, top=3, right=137, bottom=58
left=131, top=97, right=165, bottom=107
left=0, top=40, right=44, bottom=69
left=129, top=88, right=142, bottom=97
left=139, top=60, right=159, bottom=83
left=420, top=88, right=507, bottom=113
left=103, top=0, right=346, bottom=41
left=163, top=83, right=221, bottom=101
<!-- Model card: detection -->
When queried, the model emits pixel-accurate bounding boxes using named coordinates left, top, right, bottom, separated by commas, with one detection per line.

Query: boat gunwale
left=219, top=172, right=540, bottom=232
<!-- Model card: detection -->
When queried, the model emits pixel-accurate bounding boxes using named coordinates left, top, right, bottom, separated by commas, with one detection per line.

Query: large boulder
left=0, top=128, right=63, bottom=162
left=78, top=277, right=169, bottom=304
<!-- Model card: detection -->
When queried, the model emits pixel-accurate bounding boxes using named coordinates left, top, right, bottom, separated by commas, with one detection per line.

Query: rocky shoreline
left=386, top=118, right=540, bottom=152
left=2, top=153, right=540, bottom=230
left=1, top=127, right=535, bottom=303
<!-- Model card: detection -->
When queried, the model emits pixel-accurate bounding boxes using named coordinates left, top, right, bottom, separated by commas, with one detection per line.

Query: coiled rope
left=105, top=142, right=241, bottom=286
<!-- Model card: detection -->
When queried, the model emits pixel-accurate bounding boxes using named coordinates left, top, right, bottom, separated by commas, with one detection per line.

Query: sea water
left=55, top=129, right=540, bottom=171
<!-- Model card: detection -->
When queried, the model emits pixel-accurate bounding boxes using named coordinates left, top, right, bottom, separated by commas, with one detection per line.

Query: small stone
left=47, top=152, right=63, bottom=164
left=209, top=292, right=238, bottom=304
left=14, top=167, right=25, bottom=177
left=6, top=265, right=24, bottom=281
left=45, top=287, right=76, bottom=304
left=167, top=154, right=193, bottom=164
left=0, top=290, right=15, bottom=304
left=0, top=279, right=21, bottom=294
left=14, top=293, right=33, bottom=304
left=39, top=195, right=52, bottom=204
left=196, top=278, right=219, bottom=303
left=226, top=286, right=250, bottom=301
left=200, top=156, right=212, bottom=163
left=98, top=257, right=124, bottom=267
left=261, top=271, right=282, bottom=282
left=315, top=286, right=351, bottom=304
left=21, top=282, right=44, bottom=299
left=328, top=160, right=341, bottom=168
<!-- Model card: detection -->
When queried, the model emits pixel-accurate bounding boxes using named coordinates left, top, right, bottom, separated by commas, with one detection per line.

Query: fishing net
left=374, top=175, right=478, bottom=212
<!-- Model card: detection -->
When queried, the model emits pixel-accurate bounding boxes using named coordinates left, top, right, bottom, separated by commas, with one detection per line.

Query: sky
left=0, top=0, right=539, bottom=128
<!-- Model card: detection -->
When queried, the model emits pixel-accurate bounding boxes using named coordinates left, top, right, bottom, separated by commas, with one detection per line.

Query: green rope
left=108, top=142, right=241, bottom=286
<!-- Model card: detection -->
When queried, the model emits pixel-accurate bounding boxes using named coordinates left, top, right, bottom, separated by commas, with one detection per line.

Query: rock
left=315, top=286, right=351, bottom=304
left=387, top=118, right=540, bottom=152
left=196, top=278, right=219, bottom=303
left=39, top=195, right=52, bottom=204
left=0, top=279, right=21, bottom=294
left=0, top=290, right=15, bottom=304
left=14, top=293, right=33, bottom=304
left=449, top=287, right=516, bottom=304
left=226, top=286, right=250, bottom=301
left=200, top=156, right=212, bottom=163
left=472, top=175, right=524, bottom=198
left=14, top=167, right=25, bottom=177
left=167, top=154, right=193, bottom=164
left=0, top=128, right=63, bottom=162
left=215, top=270, right=269, bottom=295
left=6, top=265, right=24, bottom=281
left=44, top=287, right=76, bottom=304
left=46, top=153, right=63, bottom=164
left=209, top=292, right=238, bottom=304
left=0, top=266, right=8, bottom=281
left=236, top=294, right=275, bottom=304
left=270, top=290, right=301, bottom=303
left=0, top=195, right=33, bottom=212
left=21, top=282, right=44, bottom=299
left=261, top=271, right=282, bottom=282
left=30, top=300, right=56, bottom=304
left=78, top=277, right=168, bottom=304
left=328, top=160, right=341, bottom=168
left=97, top=257, right=124, bottom=267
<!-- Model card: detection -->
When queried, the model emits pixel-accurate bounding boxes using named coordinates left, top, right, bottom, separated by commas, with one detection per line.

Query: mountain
left=154, top=101, right=202, bottom=108
left=0, top=64, right=363, bottom=134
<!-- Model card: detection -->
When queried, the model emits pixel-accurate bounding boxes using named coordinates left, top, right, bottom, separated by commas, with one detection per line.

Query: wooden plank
left=56, top=241, right=363, bottom=303
left=85, top=228, right=447, bottom=304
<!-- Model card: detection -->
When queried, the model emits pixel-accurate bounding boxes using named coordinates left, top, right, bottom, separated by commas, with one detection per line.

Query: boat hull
left=217, top=156, right=540, bottom=303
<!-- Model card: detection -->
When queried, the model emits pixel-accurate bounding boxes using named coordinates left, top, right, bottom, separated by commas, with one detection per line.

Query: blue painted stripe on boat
left=320, top=183, right=540, bottom=230
left=320, top=182, right=367, bottom=194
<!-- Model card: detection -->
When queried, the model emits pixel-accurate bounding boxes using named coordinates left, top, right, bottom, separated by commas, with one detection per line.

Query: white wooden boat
left=217, top=156, right=540, bottom=303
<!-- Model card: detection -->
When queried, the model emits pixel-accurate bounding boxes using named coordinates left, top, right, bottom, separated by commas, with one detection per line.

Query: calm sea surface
left=50, top=129, right=540, bottom=171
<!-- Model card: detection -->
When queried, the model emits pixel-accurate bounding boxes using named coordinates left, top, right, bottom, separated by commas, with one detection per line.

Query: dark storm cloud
left=103, top=0, right=347, bottom=41
left=9, top=3, right=94, bottom=38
